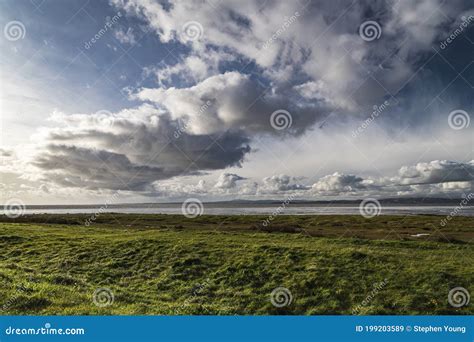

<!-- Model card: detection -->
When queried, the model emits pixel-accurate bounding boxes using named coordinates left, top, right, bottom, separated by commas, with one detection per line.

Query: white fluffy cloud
left=214, top=173, right=246, bottom=189
left=307, top=160, right=474, bottom=197
left=260, top=174, right=309, bottom=193
left=113, top=0, right=469, bottom=111
left=311, top=172, right=367, bottom=193
left=147, top=160, right=474, bottom=199
left=147, top=50, right=232, bottom=87
left=135, top=71, right=324, bottom=136
left=114, top=27, right=137, bottom=45
left=398, top=160, right=474, bottom=185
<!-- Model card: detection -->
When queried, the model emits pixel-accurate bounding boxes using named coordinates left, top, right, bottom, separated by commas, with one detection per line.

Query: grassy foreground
left=0, top=214, right=472, bottom=315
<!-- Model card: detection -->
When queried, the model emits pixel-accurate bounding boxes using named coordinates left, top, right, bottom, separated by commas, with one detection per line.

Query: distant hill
left=18, top=197, right=472, bottom=209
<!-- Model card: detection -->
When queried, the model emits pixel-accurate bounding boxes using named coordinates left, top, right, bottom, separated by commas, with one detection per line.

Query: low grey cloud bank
left=146, top=160, right=474, bottom=200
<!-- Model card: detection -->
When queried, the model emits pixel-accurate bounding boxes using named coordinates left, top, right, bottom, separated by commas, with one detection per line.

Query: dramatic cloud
left=135, top=71, right=324, bottom=136
left=2, top=0, right=473, bottom=203
left=31, top=106, right=251, bottom=191
left=113, top=0, right=471, bottom=111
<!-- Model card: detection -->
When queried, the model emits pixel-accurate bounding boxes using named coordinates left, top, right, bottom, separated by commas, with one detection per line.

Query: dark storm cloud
left=32, top=111, right=250, bottom=191
left=33, top=144, right=168, bottom=191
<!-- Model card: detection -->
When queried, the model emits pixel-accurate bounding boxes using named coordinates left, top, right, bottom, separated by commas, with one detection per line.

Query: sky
left=1, top=0, right=473, bottom=204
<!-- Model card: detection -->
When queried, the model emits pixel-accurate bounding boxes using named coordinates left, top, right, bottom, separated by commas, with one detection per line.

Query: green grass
left=0, top=214, right=472, bottom=315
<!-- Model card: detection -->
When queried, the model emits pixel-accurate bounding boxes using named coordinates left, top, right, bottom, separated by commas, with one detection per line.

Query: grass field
left=0, top=213, right=472, bottom=315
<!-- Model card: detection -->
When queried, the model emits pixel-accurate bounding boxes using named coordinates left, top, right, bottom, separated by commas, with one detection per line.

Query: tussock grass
left=0, top=214, right=472, bottom=315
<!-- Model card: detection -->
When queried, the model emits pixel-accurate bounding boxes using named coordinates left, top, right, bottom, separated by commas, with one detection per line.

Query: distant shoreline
left=7, top=197, right=474, bottom=209
left=3, top=205, right=474, bottom=216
